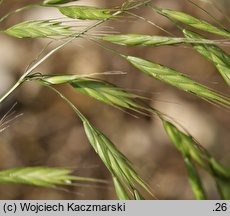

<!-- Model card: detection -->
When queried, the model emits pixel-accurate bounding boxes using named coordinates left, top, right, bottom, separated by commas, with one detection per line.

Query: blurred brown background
left=0, top=0, right=229, bottom=199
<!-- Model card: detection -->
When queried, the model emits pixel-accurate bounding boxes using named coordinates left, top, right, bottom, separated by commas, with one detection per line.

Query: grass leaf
left=102, top=34, right=216, bottom=46
left=124, top=55, right=230, bottom=108
left=4, top=20, right=73, bottom=38
left=183, top=29, right=230, bottom=86
left=58, top=6, right=114, bottom=20
left=156, top=8, right=230, bottom=39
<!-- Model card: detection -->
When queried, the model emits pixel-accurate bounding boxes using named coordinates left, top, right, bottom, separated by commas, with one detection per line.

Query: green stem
left=40, top=81, right=86, bottom=121
left=0, top=81, right=22, bottom=103
left=124, top=11, right=174, bottom=36
left=0, top=4, right=41, bottom=23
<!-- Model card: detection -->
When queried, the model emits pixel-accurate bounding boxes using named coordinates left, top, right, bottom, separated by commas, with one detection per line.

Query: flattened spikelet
left=124, top=55, right=230, bottom=108
left=183, top=29, right=230, bottom=86
left=83, top=120, right=153, bottom=199
left=156, top=8, right=230, bottom=38
left=4, top=20, right=73, bottom=38
left=70, top=78, right=150, bottom=114
left=163, top=120, right=230, bottom=179
left=0, top=167, right=101, bottom=187
left=163, top=119, right=230, bottom=199
left=41, top=74, right=86, bottom=85
left=58, top=6, right=113, bottom=20
left=102, top=34, right=215, bottom=46
left=48, top=83, right=153, bottom=199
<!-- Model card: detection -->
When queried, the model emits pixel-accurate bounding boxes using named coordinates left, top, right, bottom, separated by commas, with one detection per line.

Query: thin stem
left=40, top=82, right=85, bottom=121
left=125, top=11, right=174, bottom=36
left=122, top=0, right=152, bottom=10
left=186, top=0, right=227, bottom=30
left=0, top=4, right=41, bottom=23
left=0, top=82, right=22, bottom=104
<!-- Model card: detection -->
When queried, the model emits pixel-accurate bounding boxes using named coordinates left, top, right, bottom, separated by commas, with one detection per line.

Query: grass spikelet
left=58, top=6, right=114, bottom=20
left=39, top=74, right=85, bottom=85
left=70, top=78, right=150, bottom=115
left=43, top=84, right=154, bottom=200
left=102, top=34, right=215, bottom=46
left=155, top=8, right=230, bottom=39
left=37, top=74, right=163, bottom=117
left=162, top=119, right=230, bottom=177
left=184, top=157, right=207, bottom=200
left=162, top=119, right=230, bottom=199
left=29, top=72, right=125, bottom=85
left=0, top=167, right=102, bottom=187
left=162, top=120, right=210, bottom=168
left=183, top=29, right=230, bottom=86
left=83, top=120, right=153, bottom=199
left=124, top=55, right=230, bottom=108
left=4, top=20, right=73, bottom=38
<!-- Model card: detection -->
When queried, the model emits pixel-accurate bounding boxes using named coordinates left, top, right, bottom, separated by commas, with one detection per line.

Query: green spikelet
left=0, top=167, right=102, bottom=187
left=58, top=6, right=114, bottom=20
left=156, top=8, right=230, bottom=38
left=124, top=55, right=230, bottom=108
left=102, top=34, right=215, bottom=46
left=183, top=29, right=230, bottom=86
left=4, top=20, right=73, bottom=38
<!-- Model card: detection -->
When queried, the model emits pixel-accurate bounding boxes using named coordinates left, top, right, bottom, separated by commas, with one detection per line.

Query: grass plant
left=0, top=0, right=229, bottom=199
